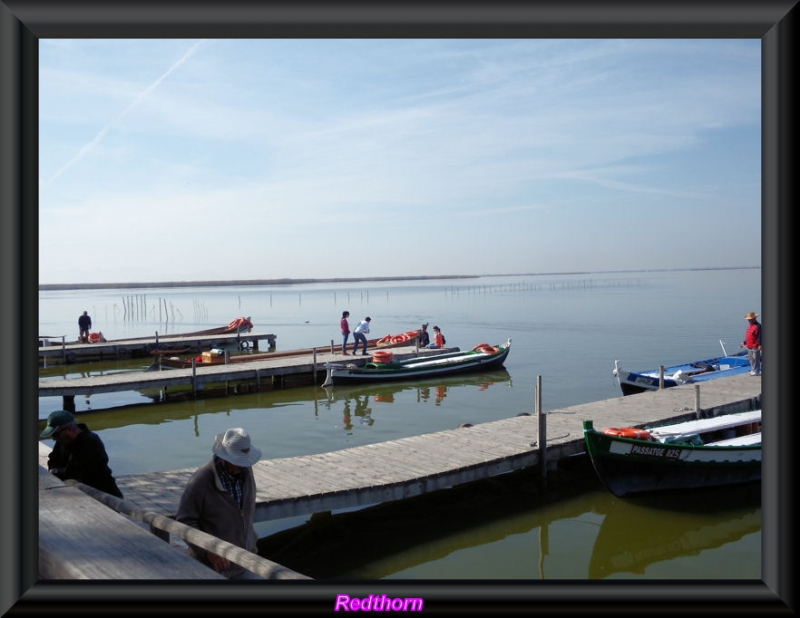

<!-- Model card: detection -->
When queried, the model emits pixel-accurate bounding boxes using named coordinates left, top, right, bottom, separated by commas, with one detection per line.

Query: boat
left=582, top=409, right=761, bottom=498
left=321, top=339, right=512, bottom=386
left=613, top=340, right=752, bottom=396
left=375, top=330, right=421, bottom=348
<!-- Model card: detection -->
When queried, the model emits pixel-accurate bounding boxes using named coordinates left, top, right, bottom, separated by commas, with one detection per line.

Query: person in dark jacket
left=40, top=409, right=123, bottom=498
left=176, top=427, right=264, bottom=579
left=418, top=323, right=430, bottom=348
left=78, top=310, right=92, bottom=343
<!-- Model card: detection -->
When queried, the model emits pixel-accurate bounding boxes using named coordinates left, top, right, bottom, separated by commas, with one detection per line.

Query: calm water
left=37, top=269, right=762, bottom=579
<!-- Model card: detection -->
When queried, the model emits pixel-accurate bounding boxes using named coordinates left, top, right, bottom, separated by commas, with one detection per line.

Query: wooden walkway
left=38, top=331, right=277, bottom=365
left=37, top=373, right=760, bottom=580
left=91, top=373, right=761, bottom=524
left=38, top=344, right=445, bottom=409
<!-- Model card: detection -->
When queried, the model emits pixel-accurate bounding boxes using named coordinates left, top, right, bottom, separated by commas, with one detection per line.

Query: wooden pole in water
left=659, top=366, right=665, bottom=389
left=695, top=384, right=701, bottom=417
left=536, top=375, right=547, bottom=484
left=313, top=348, right=318, bottom=383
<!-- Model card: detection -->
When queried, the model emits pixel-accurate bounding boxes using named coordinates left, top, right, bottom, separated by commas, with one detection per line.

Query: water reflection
left=257, top=461, right=760, bottom=580
left=588, top=481, right=761, bottom=579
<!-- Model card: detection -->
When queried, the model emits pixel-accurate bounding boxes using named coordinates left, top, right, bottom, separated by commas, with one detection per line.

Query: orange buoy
left=371, top=350, right=394, bottom=364
left=602, top=427, right=652, bottom=441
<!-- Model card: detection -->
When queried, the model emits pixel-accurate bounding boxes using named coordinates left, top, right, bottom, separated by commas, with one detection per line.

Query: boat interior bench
left=705, top=432, right=762, bottom=447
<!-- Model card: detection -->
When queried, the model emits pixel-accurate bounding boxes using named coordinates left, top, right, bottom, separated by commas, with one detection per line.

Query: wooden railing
left=64, top=479, right=309, bottom=580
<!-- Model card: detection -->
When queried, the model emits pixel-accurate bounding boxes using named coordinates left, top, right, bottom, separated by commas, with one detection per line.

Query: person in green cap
left=40, top=410, right=123, bottom=498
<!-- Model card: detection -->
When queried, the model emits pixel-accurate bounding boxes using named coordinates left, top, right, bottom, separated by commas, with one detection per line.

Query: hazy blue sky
left=39, top=39, right=760, bottom=285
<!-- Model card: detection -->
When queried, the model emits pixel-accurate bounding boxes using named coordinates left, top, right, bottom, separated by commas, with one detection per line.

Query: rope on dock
left=63, top=479, right=310, bottom=580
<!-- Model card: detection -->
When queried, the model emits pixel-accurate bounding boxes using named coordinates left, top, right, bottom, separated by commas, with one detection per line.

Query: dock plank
left=39, top=468, right=225, bottom=580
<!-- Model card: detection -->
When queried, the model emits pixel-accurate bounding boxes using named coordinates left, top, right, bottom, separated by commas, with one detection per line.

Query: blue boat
left=613, top=341, right=753, bottom=396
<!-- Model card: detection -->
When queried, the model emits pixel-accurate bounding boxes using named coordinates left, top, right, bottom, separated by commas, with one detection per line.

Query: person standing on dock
left=740, top=311, right=762, bottom=376
left=176, top=428, right=264, bottom=580
left=340, top=310, right=351, bottom=355
left=78, top=310, right=92, bottom=343
left=352, top=316, right=371, bottom=355
left=40, top=410, right=123, bottom=499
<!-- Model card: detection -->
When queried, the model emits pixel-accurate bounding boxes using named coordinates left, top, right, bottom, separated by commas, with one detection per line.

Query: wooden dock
left=38, top=331, right=277, bottom=365
left=38, top=344, right=445, bottom=411
left=91, top=373, right=761, bottom=523
left=37, top=373, right=760, bottom=580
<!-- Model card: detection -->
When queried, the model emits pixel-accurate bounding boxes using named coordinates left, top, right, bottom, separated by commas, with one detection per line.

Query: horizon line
left=39, top=266, right=760, bottom=291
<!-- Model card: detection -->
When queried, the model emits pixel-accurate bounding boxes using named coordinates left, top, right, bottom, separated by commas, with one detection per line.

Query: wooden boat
left=321, top=339, right=512, bottom=387
left=613, top=341, right=752, bottom=396
left=375, top=330, right=420, bottom=348
left=582, top=409, right=761, bottom=497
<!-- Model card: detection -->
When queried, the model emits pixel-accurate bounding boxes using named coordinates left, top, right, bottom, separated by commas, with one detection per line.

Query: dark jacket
left=418, top=329, right=430, bottom=347
left=47, top=423, right=123, bottom=498
left=175, top=458, right=258, bottom=579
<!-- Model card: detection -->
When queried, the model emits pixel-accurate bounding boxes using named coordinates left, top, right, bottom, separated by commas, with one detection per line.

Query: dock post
left=61, top=335, right=66, bottom=365
left=694, top=384, right=701, bottom=417
left=225, top=350, right=230, bottom=365
left=536, top=375, right=547, bottom=484
left=313, top=348, right=317, bottom=383
left=330, top=340, right=334, bottom=354
left=191, top=358, right=197, bottom=398
left=62, top=395, right=76, bottom=413
left=659, top=366, right=665, bottom=389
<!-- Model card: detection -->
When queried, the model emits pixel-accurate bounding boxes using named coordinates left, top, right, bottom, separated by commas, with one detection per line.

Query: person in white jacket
left=352, top=317, right=372, bottom=355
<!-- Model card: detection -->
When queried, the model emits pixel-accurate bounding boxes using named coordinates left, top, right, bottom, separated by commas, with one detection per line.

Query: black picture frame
left=2, top=1, right=795, bottom=614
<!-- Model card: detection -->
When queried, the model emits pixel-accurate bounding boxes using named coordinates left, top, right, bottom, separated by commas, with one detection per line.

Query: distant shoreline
left=39, top=266, right=760, bottom=291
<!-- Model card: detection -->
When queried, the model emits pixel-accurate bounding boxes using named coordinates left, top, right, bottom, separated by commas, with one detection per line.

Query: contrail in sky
left=44, top=39, right=206, bottom=187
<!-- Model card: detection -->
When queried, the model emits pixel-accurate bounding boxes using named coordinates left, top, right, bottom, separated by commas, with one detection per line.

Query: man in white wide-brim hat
left=176, top=428, right=264, bottom=579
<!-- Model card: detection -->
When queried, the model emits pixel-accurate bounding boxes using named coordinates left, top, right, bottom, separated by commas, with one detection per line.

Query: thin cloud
left=44, top=40, right=205, bottom=187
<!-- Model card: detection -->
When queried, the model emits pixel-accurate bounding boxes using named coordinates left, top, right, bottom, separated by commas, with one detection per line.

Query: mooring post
left=330, top=340, right=334, bottom=354
left=313, top=348, right=318, bottom=383
left=191, top=358, right=197, bottom=398
left=61, top=335, right=66, bottom=365
left=659, top=366, right=665, bottom=390
left=536, top=375, right=547, bottom=484
left=695, top=384, right=701, bottom=417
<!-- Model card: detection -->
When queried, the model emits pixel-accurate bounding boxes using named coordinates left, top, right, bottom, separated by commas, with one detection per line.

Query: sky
left=38, top=39, right=761, bottom=285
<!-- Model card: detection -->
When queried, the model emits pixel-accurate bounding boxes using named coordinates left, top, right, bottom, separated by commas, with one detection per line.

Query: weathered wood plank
left=39, top=474, right=225, bottom=579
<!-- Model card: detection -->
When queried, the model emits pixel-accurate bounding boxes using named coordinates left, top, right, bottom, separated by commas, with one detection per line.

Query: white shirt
left=354, top=320, right=370, bottom=334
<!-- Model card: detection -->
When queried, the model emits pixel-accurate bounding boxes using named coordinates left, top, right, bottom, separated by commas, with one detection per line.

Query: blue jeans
left=342, top=334, right=349, bottom=353
left=353, top=332, right=368, bottom=354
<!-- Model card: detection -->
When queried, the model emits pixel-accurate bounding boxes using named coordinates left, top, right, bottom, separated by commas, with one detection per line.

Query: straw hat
left=744, top=312, right=759, bottom=320
left=212, top=428, right=262, bottom=467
